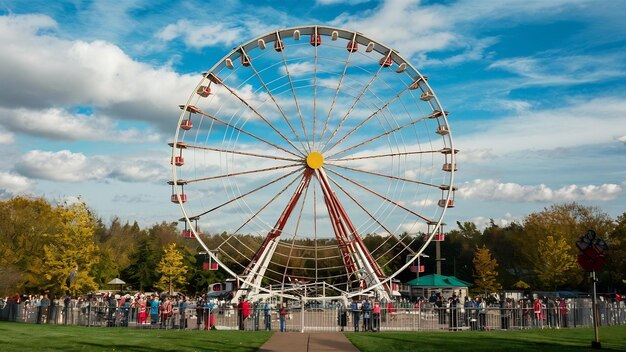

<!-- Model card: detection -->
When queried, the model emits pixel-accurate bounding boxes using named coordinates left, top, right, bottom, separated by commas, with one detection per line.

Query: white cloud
left=0, top=126, right=15, bottom=144
left=0, top=172, right=35, bottom=198
left=488, top=54, right=626, bottom=86
left=0, top=14, right=197, bottom=134
left=281, top=62, right=316, bottom=77
left=456, top=97, right=626, bottom=156
left=398, top=221, right=428, bottom=235
left=466, top=213, right=521, bottom=230
left=411, top=198, right=435, bottom=208
left=156, top=19, right=244, bottom=48
left=16, top=150, right=106, bottom=182
left=618, top=135, right=626, bottom=144
left=0, top=107, right=161, bottom=142
left=458, top=179, right=623, bottom=202
left=15, top=150, right=169, bottom=183
left=316, top=0, right=371, bottom=5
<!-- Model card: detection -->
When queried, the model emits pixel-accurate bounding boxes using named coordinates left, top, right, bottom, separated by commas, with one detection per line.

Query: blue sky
left=0, top=0, right=624, bottom=233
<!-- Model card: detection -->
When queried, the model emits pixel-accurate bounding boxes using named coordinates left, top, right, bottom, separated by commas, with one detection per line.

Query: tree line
left=0, top=196, right=623, bottom=297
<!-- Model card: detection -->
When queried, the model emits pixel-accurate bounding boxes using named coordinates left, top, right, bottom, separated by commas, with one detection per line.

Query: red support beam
left=243, top=169, right=313, bottom=275
left=315, top=169, right=388, bottom=288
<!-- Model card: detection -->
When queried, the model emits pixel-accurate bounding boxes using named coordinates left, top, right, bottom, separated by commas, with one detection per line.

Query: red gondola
left=171, top=156, right=184, bottom=166
left=171, top=193, right=187, bottom=203
left=379, top=56, right=392, bottom=67
left=438, top=199, right=454, bottom=208
left=180, top=119, right=192, bottom=131
left=346, top=41, right=358, bottom=52
left=196, top=85, right=211, bottom=97
left=241, top=53, right=251, bottom=67
left=310, top=33, right=321, bottom=46
left=274, top=39, right=284, bottom=52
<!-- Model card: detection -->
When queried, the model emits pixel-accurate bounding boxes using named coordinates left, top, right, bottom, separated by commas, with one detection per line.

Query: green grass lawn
left=345, top=326, right=626, bottom=352
left=2, top=322, right=626, bottom=352
left=0, top=322, right=273, bottom=352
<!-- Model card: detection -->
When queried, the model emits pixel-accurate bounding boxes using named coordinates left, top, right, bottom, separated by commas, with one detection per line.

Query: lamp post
left=576, top=229, right=608, bottom=349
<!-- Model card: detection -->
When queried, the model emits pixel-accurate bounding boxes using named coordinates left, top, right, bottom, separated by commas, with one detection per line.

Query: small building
left=405, top=274, right=472, bottom=301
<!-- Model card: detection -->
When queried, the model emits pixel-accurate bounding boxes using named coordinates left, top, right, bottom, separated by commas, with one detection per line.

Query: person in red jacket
left=533, top=298, right=543, bottom=328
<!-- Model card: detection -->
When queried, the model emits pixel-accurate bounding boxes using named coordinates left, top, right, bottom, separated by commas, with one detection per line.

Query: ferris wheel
left=170, top=25, right=457, bottom=303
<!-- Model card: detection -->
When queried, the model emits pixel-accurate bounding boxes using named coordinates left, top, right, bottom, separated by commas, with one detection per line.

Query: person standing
left=150, top=295, right=160, bottom=326
left=449, top=294, right=460, bottom=330
left=279, top=303, right=287, bottom=332
left=178, top=296, right=188, bottom=329
left=63, top=295, right=72, bottom=325
left=161, top=296, right=173, bottom=329
left=138, top=295, right=147, bottom=325
left=263, top=300, right=272, bottom=330
left=351, top=299, right=360, bottom=332
left=38, top=294, right=50, bottom=324
left=533, top=298, right=543, bottom=329
left=559, top=298, right=569, bottom=328
left=372, top=301, right=381, bottom=331
left=477, top=297, right=487, bottom=330
left=362, top=299, right=371, bottom=331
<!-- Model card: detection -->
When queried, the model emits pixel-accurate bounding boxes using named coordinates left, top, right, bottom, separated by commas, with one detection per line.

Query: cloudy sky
left=1, top=0, right=624, bottom=232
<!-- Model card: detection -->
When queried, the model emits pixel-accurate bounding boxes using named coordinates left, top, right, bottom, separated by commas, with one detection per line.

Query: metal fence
left=1, top=299, right=625, bottom=332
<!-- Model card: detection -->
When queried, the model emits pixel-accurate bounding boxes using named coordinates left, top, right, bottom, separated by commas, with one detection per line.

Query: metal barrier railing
left=1, top=300, right=625, bottom=332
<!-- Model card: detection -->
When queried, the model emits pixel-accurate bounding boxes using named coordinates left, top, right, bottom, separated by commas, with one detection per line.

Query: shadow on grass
left=0, top=322, right=273, bottom=352
left=346, top=327, right=626, bottom=352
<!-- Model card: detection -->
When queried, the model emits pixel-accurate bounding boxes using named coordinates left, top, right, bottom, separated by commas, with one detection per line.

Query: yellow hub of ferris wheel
left=306, top=151, right=324, bottom=169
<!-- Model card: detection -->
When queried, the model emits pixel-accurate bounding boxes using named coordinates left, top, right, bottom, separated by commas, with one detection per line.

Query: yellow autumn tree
left=472, top=245, right=502, bottom=294
left=26, top=201, right=100, bottom=296
left=535, top=235, right=579, bottom=290
left=156, top=243, right=188, bottom=295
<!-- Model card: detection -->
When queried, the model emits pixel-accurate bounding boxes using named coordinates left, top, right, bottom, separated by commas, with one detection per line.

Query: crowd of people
left=1, top=291, right=624, bottom=331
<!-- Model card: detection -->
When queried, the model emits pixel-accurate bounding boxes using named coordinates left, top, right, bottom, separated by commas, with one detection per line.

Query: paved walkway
left=257, top=332, right=360, bottom=352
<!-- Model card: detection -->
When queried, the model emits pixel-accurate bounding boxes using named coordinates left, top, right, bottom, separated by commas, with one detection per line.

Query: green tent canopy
left=405, top=274, right=472, bottom=288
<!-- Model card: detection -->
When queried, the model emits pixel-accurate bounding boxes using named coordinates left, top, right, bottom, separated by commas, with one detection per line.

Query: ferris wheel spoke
left=188, top=167, right=303, bottom=220
left=184, top=163, right=301, bottom=184
left=196, top=109, right=302, bottom=158
left=324, top=163, right=440, bottom=189
left=325, top=167, right=434, bottom=223
left=329, top=149, right=439, bottom=162
left=325, top=113, right=429, bottom=159
left=318, top=32, right=358, bottom=149
left=281, top=183, right=311, bottom=287
left=228, top=171, right=304, bottom=240
left=182, top=143, right=300, bottom=162
left=323, top=86, right=410, bottom=155
left=319, top=55, right=388, bottom=153
left=219, top=237, right=256, bottom=267
left=326, top=173, right=396, bottom=237
left=313, top=185, right=319, bottom=282
left=312, top=26, right=320, bottom=149
left=276, top=31, right=311, bottom=152
left=242, top=48, right=310, bottom=154
left=220, top=82, right=306, bottom=156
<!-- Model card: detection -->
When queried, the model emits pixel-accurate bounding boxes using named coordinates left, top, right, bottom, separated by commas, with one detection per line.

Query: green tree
left=605, top=213, right=626, bottom=292
left=534, top=235, right=578, bottom=290
left=472, top=245, right=502, bottom=294
left=156, top=243, right=188, bottom=295
left=122, top=233, right=159, bottom=291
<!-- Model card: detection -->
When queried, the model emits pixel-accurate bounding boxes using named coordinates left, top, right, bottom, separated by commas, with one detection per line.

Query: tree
left=0, top=196, right=58, bottom=292
left=605, top=213, right=626, bottom=292
left=26, top=201, right=100, bottom=296
left=472, top=245, right=502, bottom=294
left=122, top=233, right=159, bottom=291
left=534, top=235, right=579, bottom=290
left=156, top=243, right=188, bottom=295
left=520, top=203, right=614, bottom=288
